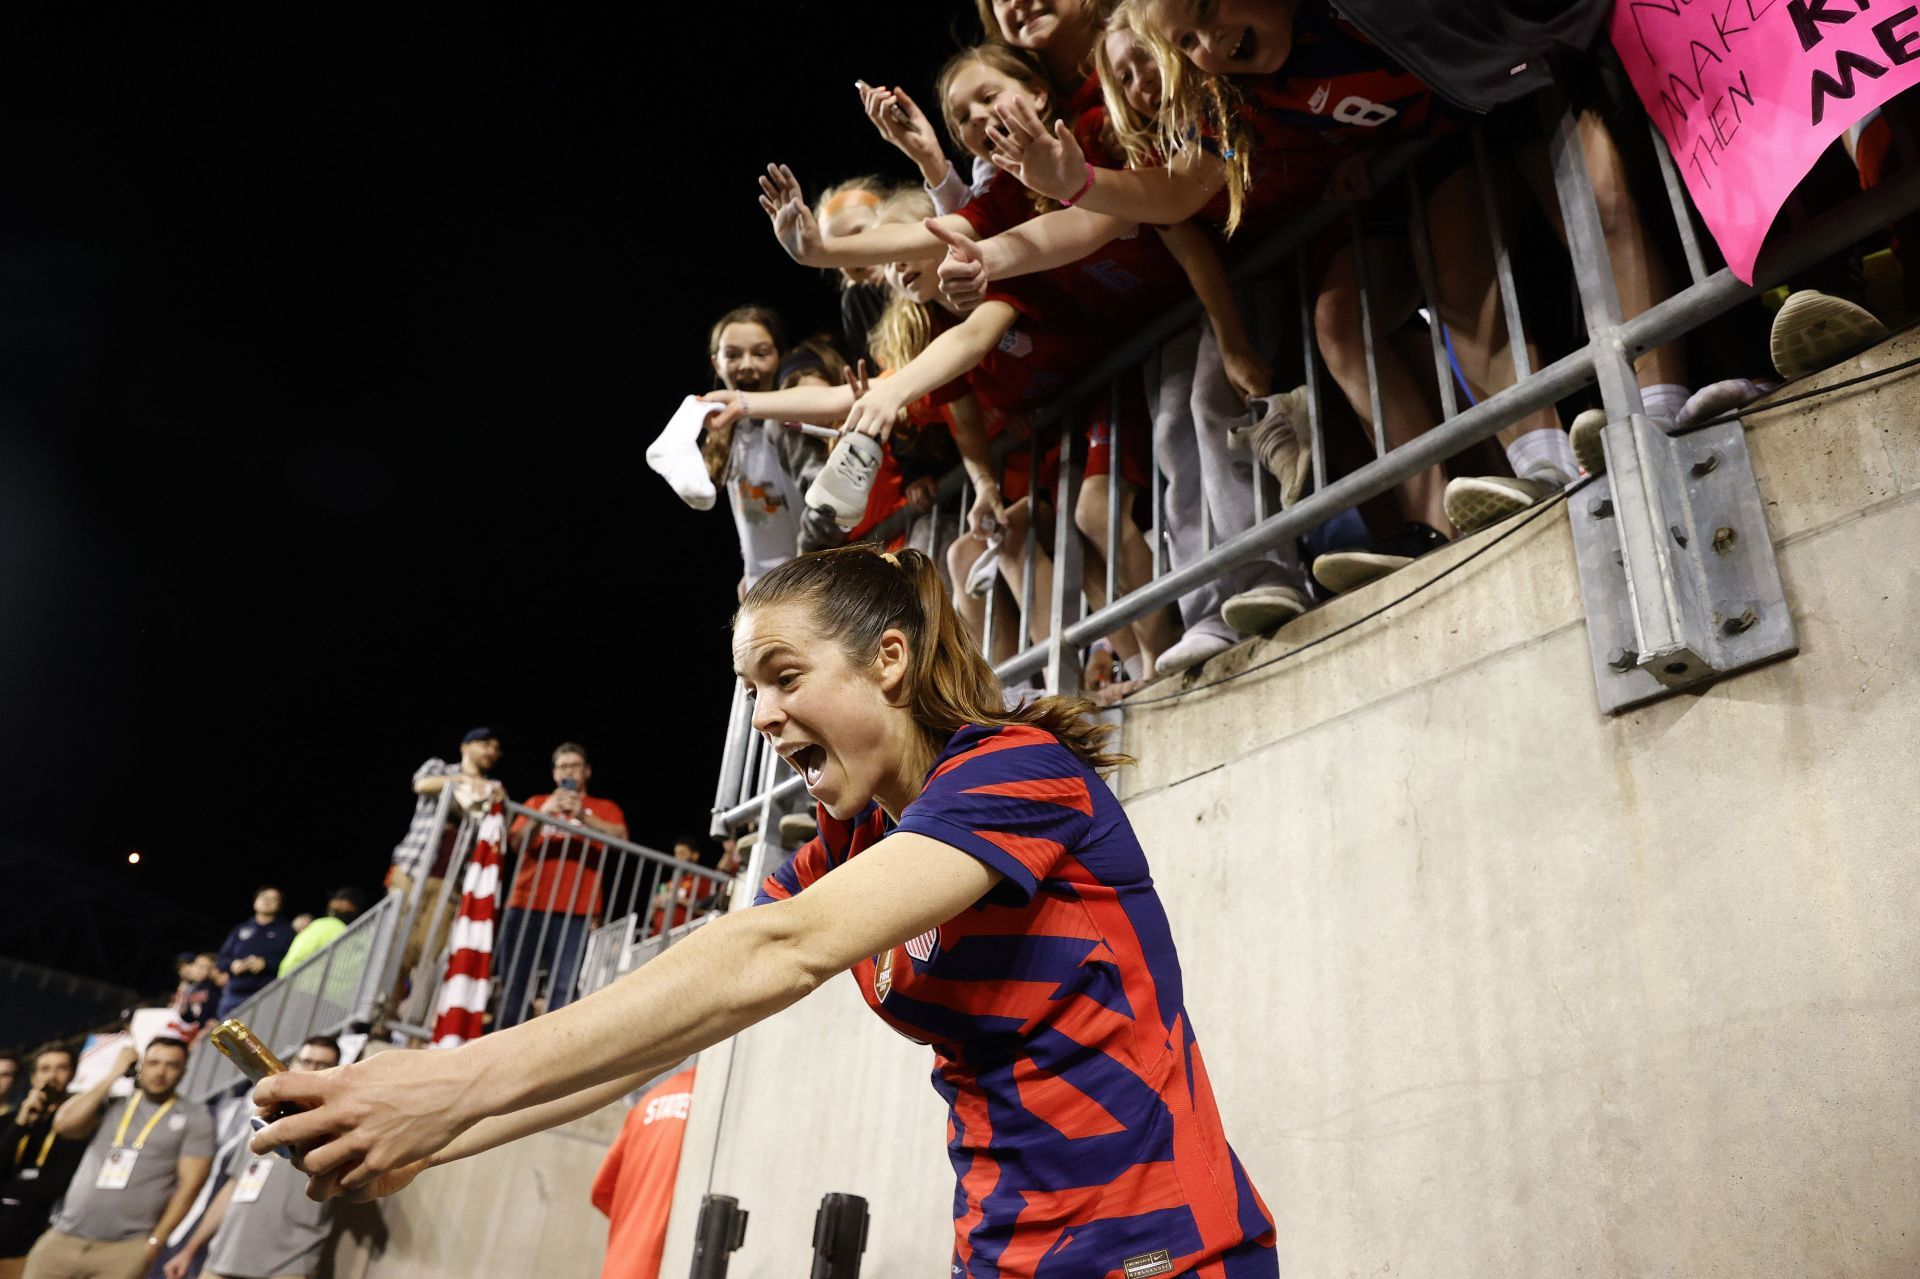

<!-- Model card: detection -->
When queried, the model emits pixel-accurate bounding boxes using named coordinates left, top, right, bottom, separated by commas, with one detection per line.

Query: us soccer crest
left=874, top=929, right=939, bottom=1001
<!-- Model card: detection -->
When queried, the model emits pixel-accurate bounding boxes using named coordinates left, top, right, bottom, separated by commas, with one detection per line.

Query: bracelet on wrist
left=1062, top=161, right=1097, bottom=207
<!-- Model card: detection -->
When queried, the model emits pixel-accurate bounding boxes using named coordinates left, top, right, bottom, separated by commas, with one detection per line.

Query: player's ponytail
left=739, top=545, right=1130, bottom=773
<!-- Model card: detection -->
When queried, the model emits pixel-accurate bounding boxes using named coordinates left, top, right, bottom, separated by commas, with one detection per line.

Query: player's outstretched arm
left=252, top=831, right=998, bottom=1200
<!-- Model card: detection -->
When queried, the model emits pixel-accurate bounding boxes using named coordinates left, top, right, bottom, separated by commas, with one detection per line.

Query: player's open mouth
left=791, top=744, right=826, bottom=789
left=1230, top=27, right=1256, bottom=63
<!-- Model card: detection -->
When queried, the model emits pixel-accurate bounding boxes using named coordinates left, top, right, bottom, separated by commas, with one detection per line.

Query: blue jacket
left=214, top=917, right=295, bottom=1004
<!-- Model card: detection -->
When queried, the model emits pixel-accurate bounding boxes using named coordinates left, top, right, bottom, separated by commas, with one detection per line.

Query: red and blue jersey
left=758, top=724, right=1276, bottom=1279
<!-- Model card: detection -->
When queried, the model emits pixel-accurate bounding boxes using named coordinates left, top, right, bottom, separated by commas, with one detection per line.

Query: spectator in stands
left=278, top=888, right=366, bottom=978
left=590, top=1061, right=698, bottom=1279
left=698, top=306, right=832, bottom=597
left=648, top=840, right=710, bottom=935
left=167, top=954, right=219, bottom=1042
left=388, top=728, right=507, bottom=1001
left=498, top=744, right=630, bottom=1028
left=0, top=1057, right=16, bottom=1119
left=160, top=1037, right=341, bottom=1279
left=25, top=1039, right=211, bottom=1279
left=289, top=913, right=313, bottom=935
left=212, top=888, right=293, bottom=1020
left=0, top=1045, right=82, bottom=1279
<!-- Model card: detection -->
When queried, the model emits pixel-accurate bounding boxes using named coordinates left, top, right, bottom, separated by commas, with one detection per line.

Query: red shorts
left=993, top=372, right=1151, bottom=502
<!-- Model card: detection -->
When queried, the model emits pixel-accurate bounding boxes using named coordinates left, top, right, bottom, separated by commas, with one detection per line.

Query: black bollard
left=809, top=1192, right=869, bottom=1279
left=689, top=1194, right=749, bottom=1279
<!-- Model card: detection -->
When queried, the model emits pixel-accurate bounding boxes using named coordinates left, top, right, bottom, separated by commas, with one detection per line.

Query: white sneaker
left=805, top=433, right=884, bottom=528
left=1443, top=475, right=1560, bottom=535
left=1219, top=584, right=1311, bottom=636
left=1154, top=628, right=1235, bottom=675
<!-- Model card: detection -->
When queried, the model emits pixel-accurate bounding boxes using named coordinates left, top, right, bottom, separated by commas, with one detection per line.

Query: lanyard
left=110, top=1093, right=174, bottom=1152
left=14, top=1129, right=55, bottom=1168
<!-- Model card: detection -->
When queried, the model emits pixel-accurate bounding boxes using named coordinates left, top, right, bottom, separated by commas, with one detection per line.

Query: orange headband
left=822, top=189, right=883, bottom=217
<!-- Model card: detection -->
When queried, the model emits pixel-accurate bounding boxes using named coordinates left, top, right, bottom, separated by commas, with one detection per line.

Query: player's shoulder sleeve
left=893, top=724, right=1097, bottom=905
left=754, top=806, right=867, bottom=905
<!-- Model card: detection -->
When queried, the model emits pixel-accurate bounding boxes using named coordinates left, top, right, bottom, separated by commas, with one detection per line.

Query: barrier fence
left=178, top=796, right=734, bottom=1097
left=711, top=91, right=1920, bottom=857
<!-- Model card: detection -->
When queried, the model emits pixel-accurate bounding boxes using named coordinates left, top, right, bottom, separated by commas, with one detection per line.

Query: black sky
left=0, top=5, right=975, bottom=992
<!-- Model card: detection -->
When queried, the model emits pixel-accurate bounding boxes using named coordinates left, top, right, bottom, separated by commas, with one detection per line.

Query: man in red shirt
left=590, top=1063, right=696, bottom=1279
left=497, top=743, right=629, bottom=1027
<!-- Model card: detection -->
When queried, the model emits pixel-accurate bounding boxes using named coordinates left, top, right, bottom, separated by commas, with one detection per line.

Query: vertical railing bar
left=1406, top=166, right=1461, bottom=421
left=1645, top=118, right=1711, bottom=286
left=1473, top=127, right=1534, bottom=380
left=1018, top=430, right=1039, bottom=646
left=1104, top=379, right=1121, bottom=608
left=1347, top=208, right=1388, bottom=458
left=495, top=816, right=542, bottom=1028
left=1296, top=253, right=1328, bottom=492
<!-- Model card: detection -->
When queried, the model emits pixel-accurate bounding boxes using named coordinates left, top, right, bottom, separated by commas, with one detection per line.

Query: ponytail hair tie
left=881, top=551, right=901, bottom=567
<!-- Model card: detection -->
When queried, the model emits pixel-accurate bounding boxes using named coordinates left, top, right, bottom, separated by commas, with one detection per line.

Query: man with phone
left=0, top=1045, right=82, bottom=1279
left=160, top=1037, right=341, bottom=1279
left=23, top=1039, right=212, bottom=1279
left=497, top=742, right=629, bottom=1027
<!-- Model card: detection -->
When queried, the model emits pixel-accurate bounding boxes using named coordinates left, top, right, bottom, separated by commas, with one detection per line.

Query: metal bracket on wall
left=1569, top=412, right=1797, bottom=714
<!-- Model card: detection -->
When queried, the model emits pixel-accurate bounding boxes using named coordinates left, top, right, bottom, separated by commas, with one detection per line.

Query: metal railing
left=710, top=89, right=1920, bottom=844
left=178, top=891, right=402, bottom=1102
left=386, top=799, right=737, bottom=1036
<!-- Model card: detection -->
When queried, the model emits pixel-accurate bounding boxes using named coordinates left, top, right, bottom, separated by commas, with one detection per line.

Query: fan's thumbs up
left=929, top=219, right=990, bottom=313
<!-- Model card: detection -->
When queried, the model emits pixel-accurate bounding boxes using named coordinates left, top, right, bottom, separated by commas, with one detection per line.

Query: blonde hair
left=739, top=545, right=1130, bottom=773
left=1120, top=0, right=1254, bottom=233
left=864, top=188, right=938, bottom=373
left=1093, top=7, right=1162, bottom=169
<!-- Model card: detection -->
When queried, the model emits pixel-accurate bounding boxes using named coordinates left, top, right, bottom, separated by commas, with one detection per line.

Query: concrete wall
left=326, top=1093, right=620, bottom=1279
left=657, top=334, right=1920, bottom=1278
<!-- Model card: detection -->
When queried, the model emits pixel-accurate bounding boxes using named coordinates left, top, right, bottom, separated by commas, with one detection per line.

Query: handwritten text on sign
left=1613, top=0, right=1920, bottom=282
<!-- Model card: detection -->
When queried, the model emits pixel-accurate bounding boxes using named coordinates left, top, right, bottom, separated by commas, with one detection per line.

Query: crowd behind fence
left=703, top=82, right=1920, bottom=855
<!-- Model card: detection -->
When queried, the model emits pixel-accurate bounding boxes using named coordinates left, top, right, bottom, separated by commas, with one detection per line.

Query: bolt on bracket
left=1568, top=412, right=1798, bottom=714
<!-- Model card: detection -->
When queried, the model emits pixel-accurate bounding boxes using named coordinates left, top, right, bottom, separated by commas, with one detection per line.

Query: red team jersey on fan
left=758, top=724, right=1276, bottom=1278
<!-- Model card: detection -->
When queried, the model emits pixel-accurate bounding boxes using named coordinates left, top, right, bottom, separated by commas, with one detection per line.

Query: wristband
left=1062, top=161, right=1097, bottom=207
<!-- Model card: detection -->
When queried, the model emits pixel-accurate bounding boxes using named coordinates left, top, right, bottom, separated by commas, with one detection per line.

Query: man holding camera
left=22, top=1039, right=212, bottom=1279
left=0, top=1046, right=81, bottom=1279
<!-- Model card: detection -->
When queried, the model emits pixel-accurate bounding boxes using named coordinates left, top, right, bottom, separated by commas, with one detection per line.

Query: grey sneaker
left=1220, top=584, right=1311, bottom=635
left=1569, top=408, right=1607, bottom=477
left=1770, top=290, right=1887, bottom=379
left=1232, top=386, right=1313, bottom=506
left=1443, top=475, right=1560, bottom=535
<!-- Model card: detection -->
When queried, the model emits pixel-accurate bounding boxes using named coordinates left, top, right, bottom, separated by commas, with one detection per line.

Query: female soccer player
left=253, top=545, right=1277, bottom=1278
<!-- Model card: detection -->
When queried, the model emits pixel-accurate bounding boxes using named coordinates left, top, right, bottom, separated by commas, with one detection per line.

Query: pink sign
left=1612, top=0, right=1920, bottom=282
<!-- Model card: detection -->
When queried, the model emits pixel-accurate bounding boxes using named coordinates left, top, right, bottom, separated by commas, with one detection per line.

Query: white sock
left=1120, top=655, right=1144, bottom=683
left=1640, top=382, right=1690, bottom=424
left=1505, top=429, right=1579, bottom=487
left=647, top=396, right=721, bottom=510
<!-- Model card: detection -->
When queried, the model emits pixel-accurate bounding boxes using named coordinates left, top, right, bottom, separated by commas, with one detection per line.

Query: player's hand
left=758, top=164, right=824, bottom=265
left=929, top=220, right=989, bottom=314
left=987, top=96, right=1087, bottom=203
left=251, top=1048, right=476, bottom=1201
left=696, top=390, right=747, bottom=437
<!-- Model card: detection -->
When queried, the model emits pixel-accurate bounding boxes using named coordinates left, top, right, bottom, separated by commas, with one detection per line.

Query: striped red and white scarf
left=430, top=802, right=504, bottom=1048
